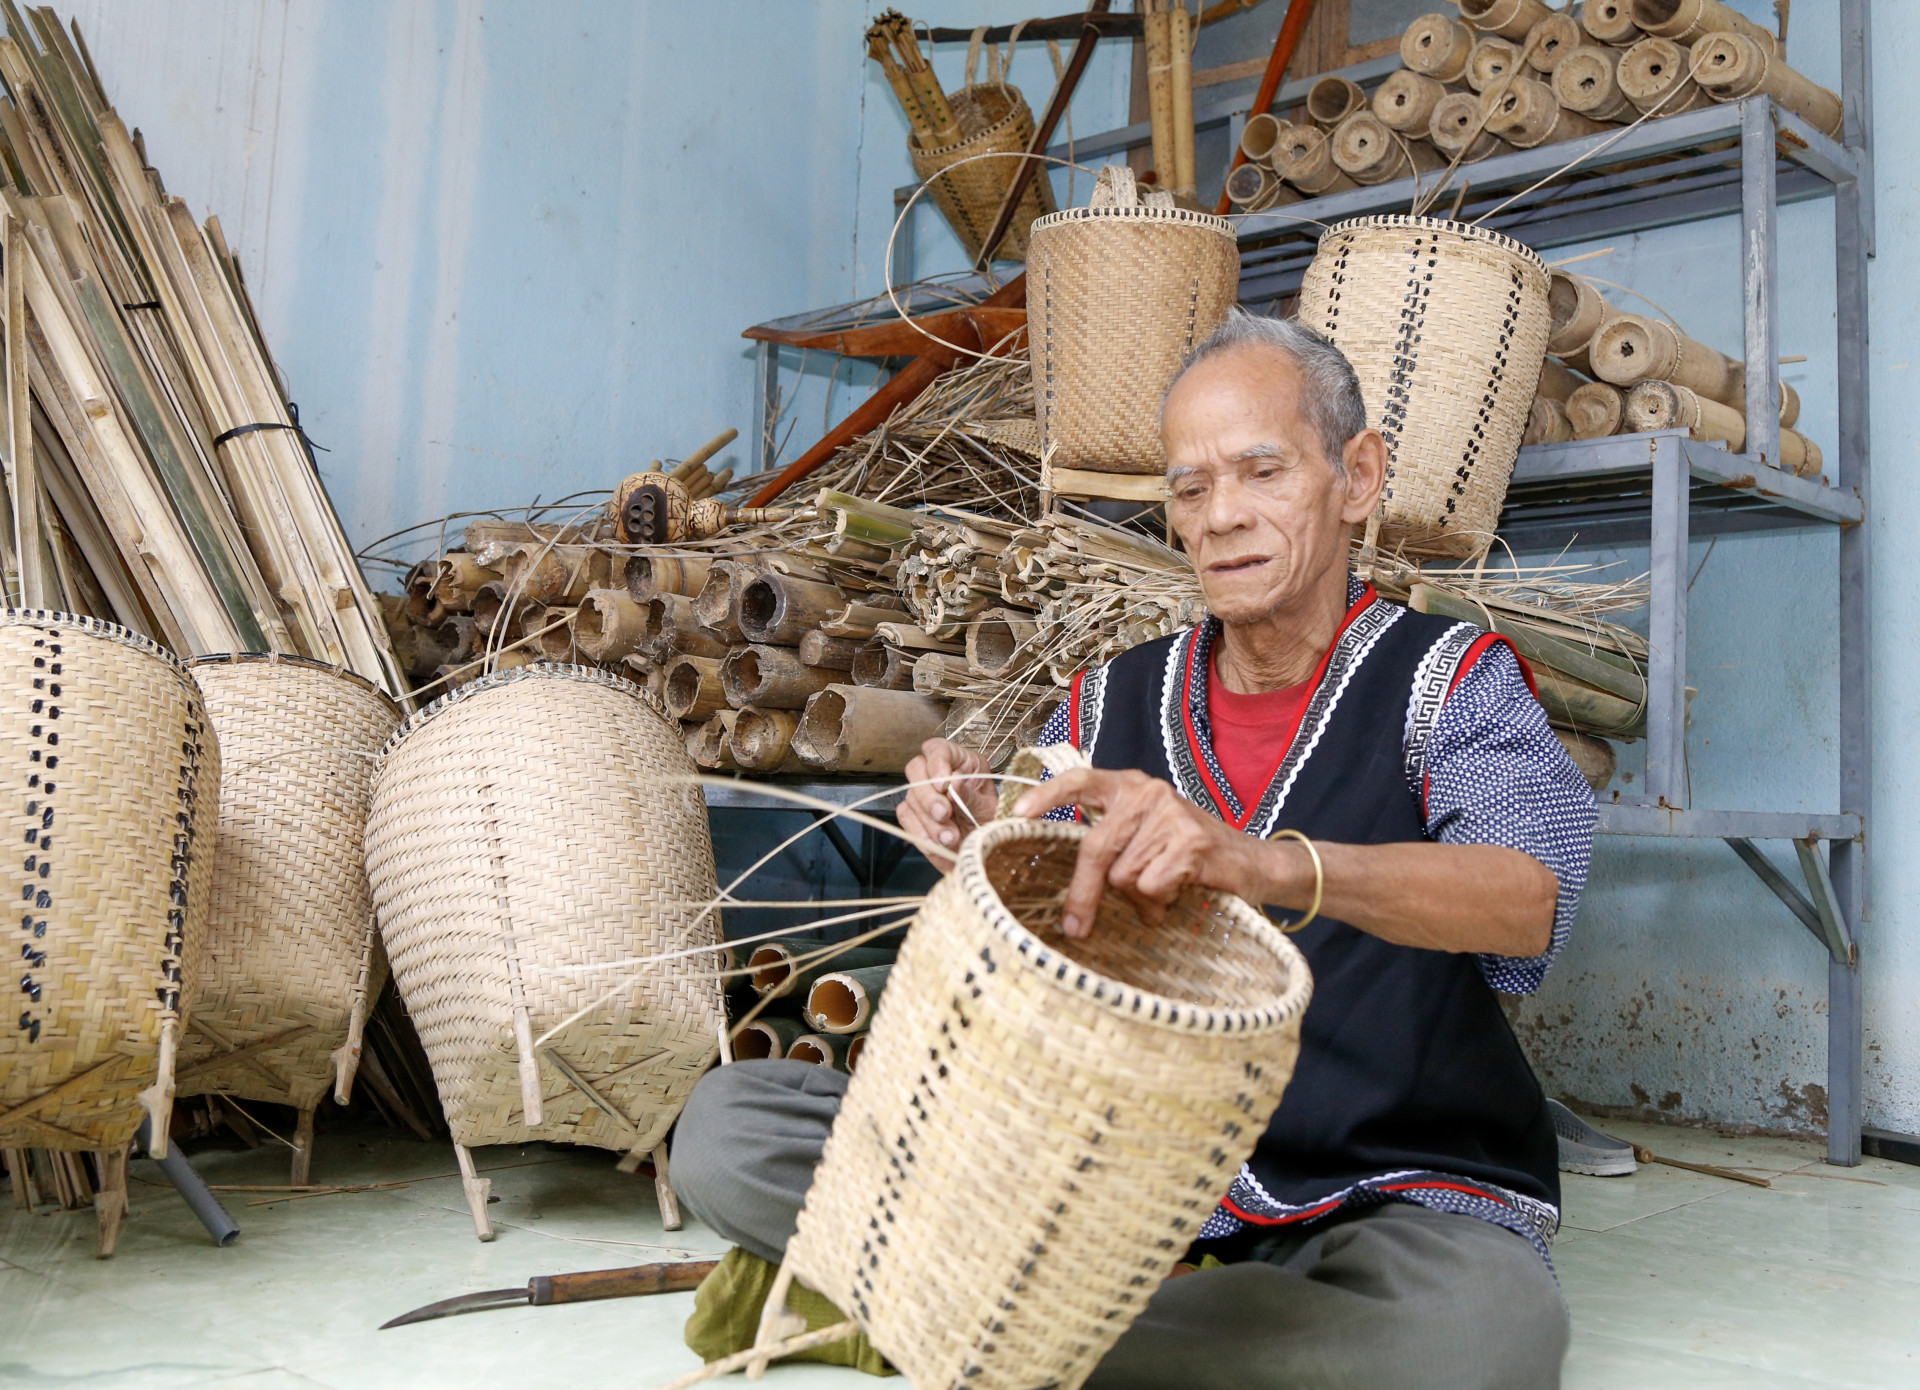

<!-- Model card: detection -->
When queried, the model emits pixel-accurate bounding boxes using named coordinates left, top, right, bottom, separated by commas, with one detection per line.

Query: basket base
left=1041, top=461, right=1171, bottom=503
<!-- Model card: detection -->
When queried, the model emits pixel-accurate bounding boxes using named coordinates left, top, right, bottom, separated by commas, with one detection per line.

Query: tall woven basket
left=0, top=615, right=218, bottom=1167
left=176, top=655, right=401, bottom=1185
left=911, top=78, right=1055, bottom=263
left=1028, top=165, right=1241, bottom=475
left=1296, top=215, right=1550, bottom=558
left=759, top=817, right=1312, bottom=1389
left=363, top=663, right=724, bottom=1240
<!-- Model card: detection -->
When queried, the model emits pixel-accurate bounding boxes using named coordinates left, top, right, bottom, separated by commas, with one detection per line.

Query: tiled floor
left=3, top=1116, right=1916, bottom=1388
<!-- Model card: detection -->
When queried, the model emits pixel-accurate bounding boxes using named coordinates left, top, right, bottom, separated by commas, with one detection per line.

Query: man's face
left=1162, top=345, right=1384, bottom=626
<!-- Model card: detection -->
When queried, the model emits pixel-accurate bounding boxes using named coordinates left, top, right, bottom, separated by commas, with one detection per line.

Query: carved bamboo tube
left=1691, top=32, right=1842, bottom=138
left=1331, top=112, right=1444, bottom=185
left=1487, top=75, right=1614, bottom=147
left=737, top=572, right=848, bottom=647
left=1306, top=75, right=1368, bottom=129
left=1458, top=0, right=1553, bottom=41
left=1527, top=13, right=1595, bottom=72
left=573, top=588, right=649, bottom=662
left=1582, top=0, right=1643, bottom=46
left=1566, top=381, right=1629, bottom=439
left=1272, top=125, right=1357, bottom=195
left=1402, top=13, right=1474, bottom=82
left=1552, top=47, right=1636, bottom=122
left=1591, top=313, right=1745, bottom=408
left=1429, top=92, right=1511, bottom=162
left=1373, top=69, right=1453, bottom=135
left=663, top=654, right=727, bottom=722
left=1631, top=0, right=1779, bottom=54
left=1618, top=37, right=1713, bottom=114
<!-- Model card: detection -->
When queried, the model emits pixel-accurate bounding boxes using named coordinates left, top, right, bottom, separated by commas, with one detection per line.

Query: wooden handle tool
left=381, top=1257, right=720, bottom=1328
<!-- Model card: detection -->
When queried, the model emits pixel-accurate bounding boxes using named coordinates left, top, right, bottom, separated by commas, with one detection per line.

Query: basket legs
left=651, top=1143, right=682, bottom=1232
left=93, top=1146, right=129, bottom=1258
left=289, top=1105, right=316, bottom=1188
left=746, top=1262, right=804, bottom=1381
left=453, top=1143, right=494, bottom=1241
left=5, top=1148, right=33, bottom=1207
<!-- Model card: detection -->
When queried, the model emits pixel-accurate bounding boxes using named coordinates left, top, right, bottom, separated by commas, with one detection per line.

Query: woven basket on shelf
left=0, top=613, right=218, bottom=1157
left=910, top=73, right=1055, bottom=263
left=1297, top=215, right=1549, bottom=559
left=1028, top=165, right=1240, bottom=475
left=363, top=663, right=724, bottom=1232
left=765, top=816, right=1312, bottom=1390
left=175, top=655, right=401, bottom=1176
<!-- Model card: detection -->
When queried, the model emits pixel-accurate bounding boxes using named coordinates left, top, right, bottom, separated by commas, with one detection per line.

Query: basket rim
left=1031, top=204, right=1236, bottom=239
left=953, top=817, right=1311, bottom=1035
left=1315, top=213, right=1548, bottom=273
left=186, top=650, right=402, bottom=709
left=908, top=83, right=1029, bottom=157
left=373, top=660, right=664, bottom=767
left=0, top=609, right=185, bottom=671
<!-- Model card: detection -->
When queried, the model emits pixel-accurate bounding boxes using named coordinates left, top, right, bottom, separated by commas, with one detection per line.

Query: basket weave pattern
left=364, top=664, right=723, bottom=1152
left=0, top=613, right=219, bottom=1149
left=782, top=818, right=1311, bottom=1390
left=1029, top=179, right=1240, bottom=476
left=911, top=85, right=1056, bottom=263
left=176, top=656, right=401, bottom=1110
left=1298, top=215, right=1549, bottom=558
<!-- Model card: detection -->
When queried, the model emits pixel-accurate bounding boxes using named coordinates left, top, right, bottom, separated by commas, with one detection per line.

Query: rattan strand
left=0, top=612, right=219, bottom=1150
left=779, top=816, right=1311, bottom=1390
left=1296, top=215, right=1550, bottom=558
left=176, top=655, right=401, bottom=1112
left=363, top=662, right=723, bottom=1152
left=910, top=84, right=1056, bottom=263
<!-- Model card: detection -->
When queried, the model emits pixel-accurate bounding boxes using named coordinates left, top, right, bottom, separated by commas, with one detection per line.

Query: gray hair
left=1166, top=308, right=1367, bottom=476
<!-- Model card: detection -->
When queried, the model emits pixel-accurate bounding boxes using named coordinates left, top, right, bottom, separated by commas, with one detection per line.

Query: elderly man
left=672, top=311, right=1594, bottom=1389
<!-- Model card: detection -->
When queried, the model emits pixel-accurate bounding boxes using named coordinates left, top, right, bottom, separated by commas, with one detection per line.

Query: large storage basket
left=175, top=655, right=401, bottom=1119
left=1027, top=165, right=1240, bottom=475
left=1296, top=215, right=1549, bottom=558
left=0, top=612, right=219, bottom=1154
left=911, top=82, right=1055, bottom=263
left=774, top=816, right=1312, bottom=1390
left=363, top=664, right=723, bottom=1156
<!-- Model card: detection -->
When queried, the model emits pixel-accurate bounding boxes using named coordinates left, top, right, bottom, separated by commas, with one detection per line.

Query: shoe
left=1547, top=1098, right=1637, bottom=1176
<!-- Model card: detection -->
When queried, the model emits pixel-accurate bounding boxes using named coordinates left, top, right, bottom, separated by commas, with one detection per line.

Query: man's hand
left=899, top=738, right=999, bottom=871
left=1013, top=767, right=1306, bottom=938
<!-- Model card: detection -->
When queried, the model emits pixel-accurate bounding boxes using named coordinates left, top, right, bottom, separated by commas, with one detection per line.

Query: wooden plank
left=1041, top=461, right=1171, bottom=502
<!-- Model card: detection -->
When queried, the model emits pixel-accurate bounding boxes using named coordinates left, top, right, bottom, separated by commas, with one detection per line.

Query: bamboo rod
left=792, top=685, right=949, bottom=774
left=1591, top=313, right=1744, bottom=408
left=1168, top=2, right=1197, bottom=199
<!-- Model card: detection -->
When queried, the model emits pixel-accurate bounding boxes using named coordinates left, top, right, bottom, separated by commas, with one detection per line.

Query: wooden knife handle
left=531, top=1259, right=721, bottom=1306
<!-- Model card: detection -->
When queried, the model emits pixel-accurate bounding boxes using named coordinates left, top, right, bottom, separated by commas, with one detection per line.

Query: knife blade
left=381, top=1257, right=720, bottom=1329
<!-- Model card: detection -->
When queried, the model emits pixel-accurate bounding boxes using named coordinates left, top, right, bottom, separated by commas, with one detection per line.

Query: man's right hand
left=898, top=737, right=997, bottom=871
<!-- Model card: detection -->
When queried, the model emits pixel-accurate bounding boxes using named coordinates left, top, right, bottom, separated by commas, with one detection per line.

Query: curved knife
left=381, top=1257, right=720, bottom=1329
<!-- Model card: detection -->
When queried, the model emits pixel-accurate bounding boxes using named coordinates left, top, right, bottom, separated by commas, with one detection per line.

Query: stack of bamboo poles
left=0, top=5, right=402, bottom=694
left=1143, top=1, right=1201, bottom=204
left=1533, top=270, right=1821, bottom=477
left=731, top=936, right=901, bottom=1074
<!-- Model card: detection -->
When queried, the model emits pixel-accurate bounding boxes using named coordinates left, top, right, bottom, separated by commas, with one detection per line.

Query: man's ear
left=1340, top=429, right=1388, bottom=524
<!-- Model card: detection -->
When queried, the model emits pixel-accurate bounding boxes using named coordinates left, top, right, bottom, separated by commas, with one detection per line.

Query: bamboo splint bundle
left=363, top=664, right=724, bottom=1240
left=0, top=7, right=402, bottom=695
left=174, top=655, right=400, bottom=1186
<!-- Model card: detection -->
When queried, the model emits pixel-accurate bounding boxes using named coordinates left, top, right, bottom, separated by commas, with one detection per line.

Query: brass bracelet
left=1271, top=829, right=1323, bottom=934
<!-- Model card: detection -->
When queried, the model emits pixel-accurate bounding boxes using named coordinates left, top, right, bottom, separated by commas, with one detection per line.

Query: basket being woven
left=363, top=663, right=723, bottom=1157
left=774, top=816, right=1312, bottom=1390
left=175, top=655, right=401, bottom=1122
left=911, top=81, right=1055, bottom=263
left=0, top=612, right=218, bottom=1154
left=1028, top=165, right=1240, bottom=475
left=1296, top=215, right=1549, bottom=558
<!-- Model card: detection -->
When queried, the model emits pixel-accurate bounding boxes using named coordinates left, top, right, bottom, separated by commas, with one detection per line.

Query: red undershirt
left=1206, top=649, right=1315, bottom=809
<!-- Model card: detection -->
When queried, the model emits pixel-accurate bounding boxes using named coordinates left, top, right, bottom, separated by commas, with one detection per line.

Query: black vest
left=1069, top=587, right=1560, bottom=1215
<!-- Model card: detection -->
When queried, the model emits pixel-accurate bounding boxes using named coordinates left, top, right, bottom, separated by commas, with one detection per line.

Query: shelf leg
left=753, top=340, right=780, bottom=478
left=1741, top=98, right=1780, bottom=469
left=1645, top=436, right=1689, bottom=808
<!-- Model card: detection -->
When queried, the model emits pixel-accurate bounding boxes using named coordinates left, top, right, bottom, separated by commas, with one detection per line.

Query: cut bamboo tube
left=1169, top=3, right=1197, bottom=200
left=690, top=711, right=741, bottom=771
left=1459, top=0, right=1553, bottom=41
left=805, top=965, right=892, bottom=1035
left=1566, top=380, right=1629, bottom=438
left=1522, top=396, right=1575, bottom=446
left=869, top=28, right=937, bottom=137
left=1549, top=271, right=1615, bottom=370
left=820, top=600, right=913, bottom=640
left=1488, top=75, right=1614, bottom=147
left=1779, top=380, right=1801, bottom=429
left=793, top=685, right=949, bottom=774
left=1402, top=13, right=1475, bottom=82
left=692, top=559, right=756, bottom=642
left=1224, top=162, right=1278, bottom=208
left=1556, top=728, right=1618, bottom=792
left=733, top=1015, right=808, bottom=1063
left=1583, top=0, right=1643, bottom=46
left=1632, top=0, right=1779, bottom=54
left=1625, top=379, right=1822, bottom=475
left=1527, top=13, right=1596, bottom=72
left=404, top=560, right=438, bottom=621
left=1553, top=46, right=1636, bottom=122
left=852, top=642, right=915, bottom=690
left=845, top=1033, right=871, bottom=1073
left=1411, top=584, right=1648, bottom=705
left=1306, top=75, right=1368, bottom=129
left=966, top=608, right=1039, bottom=677
left=679, top=427, right=739, bottom=475
left=433, top=553, right=498, bottom=606
left=1466, top=35, right=1522, bottom=91
left=1272, top=125, right=1358, bottom=195
left=663, top=654, right=727, bottom=722
left=1692, top=33, right=1841, bottom=137
left=573, top=587, right=649, bottom=662
left=1373, top=69, right=1453, bottom=135
left=799, top=630, right=864, bottom=671
left=472, top=580, right=516, bottom=637
left=748, top=941, right=897, bottom=1001
left=624, top=553, right=711, bottom=604
left=1536, top=357, right=1585, bottom=404
left=641, top=593, right=729, bottom=661
left=1145, top=7, right=1175, bottom=183
left=731, top=706, right=806, bottom=773
left=889, top=19, right=961, bottom=145
left=786, top=1033, right=844, bottom=1070
left=1238, top=112, right=1290, bottom=165
left=1591, top=313, right=1745, bottom=407
left=737, top=572, right=848, bottom=647
left=432, top=613, right=479, bottom=664
left=722, top=643, right=836, bottom=709
left=535, top=607, right=577, bottom=662
left=1429, top=92, right=1512, bottom=162
left=1331, top=112, right=1445, bottom=184
left=1618, top=36, right=1713, bottom=114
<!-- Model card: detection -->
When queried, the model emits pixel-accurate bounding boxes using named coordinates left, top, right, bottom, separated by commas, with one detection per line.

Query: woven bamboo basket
left=910, top=82, right=1055, bottom=263
left=363, top=663, right=724, bottom=1237
left=766, top=816, right=1312, bottom=1390
left=1028, top=165, right=1240, bottom=475
left=1297, top=215, right=1550, bottom=558
left=0, top=613, right=219, bottom=1157
left=174, top=655, right=401, bottom=1180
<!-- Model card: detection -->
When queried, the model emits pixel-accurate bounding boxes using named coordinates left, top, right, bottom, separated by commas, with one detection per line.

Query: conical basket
left=175, top=656, right=401, bottom=1141
left=911, top=83, right=1056, bottom=263
left=1296, top=215, right=1550, bottom=558
left=0, top=612, right=219, bottom=1155
left=1027, top=165, right=1241, bottom=475
left=363, top=664, right=723, bottom=1159
left=771, top=816, right=1312, bottom=1390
